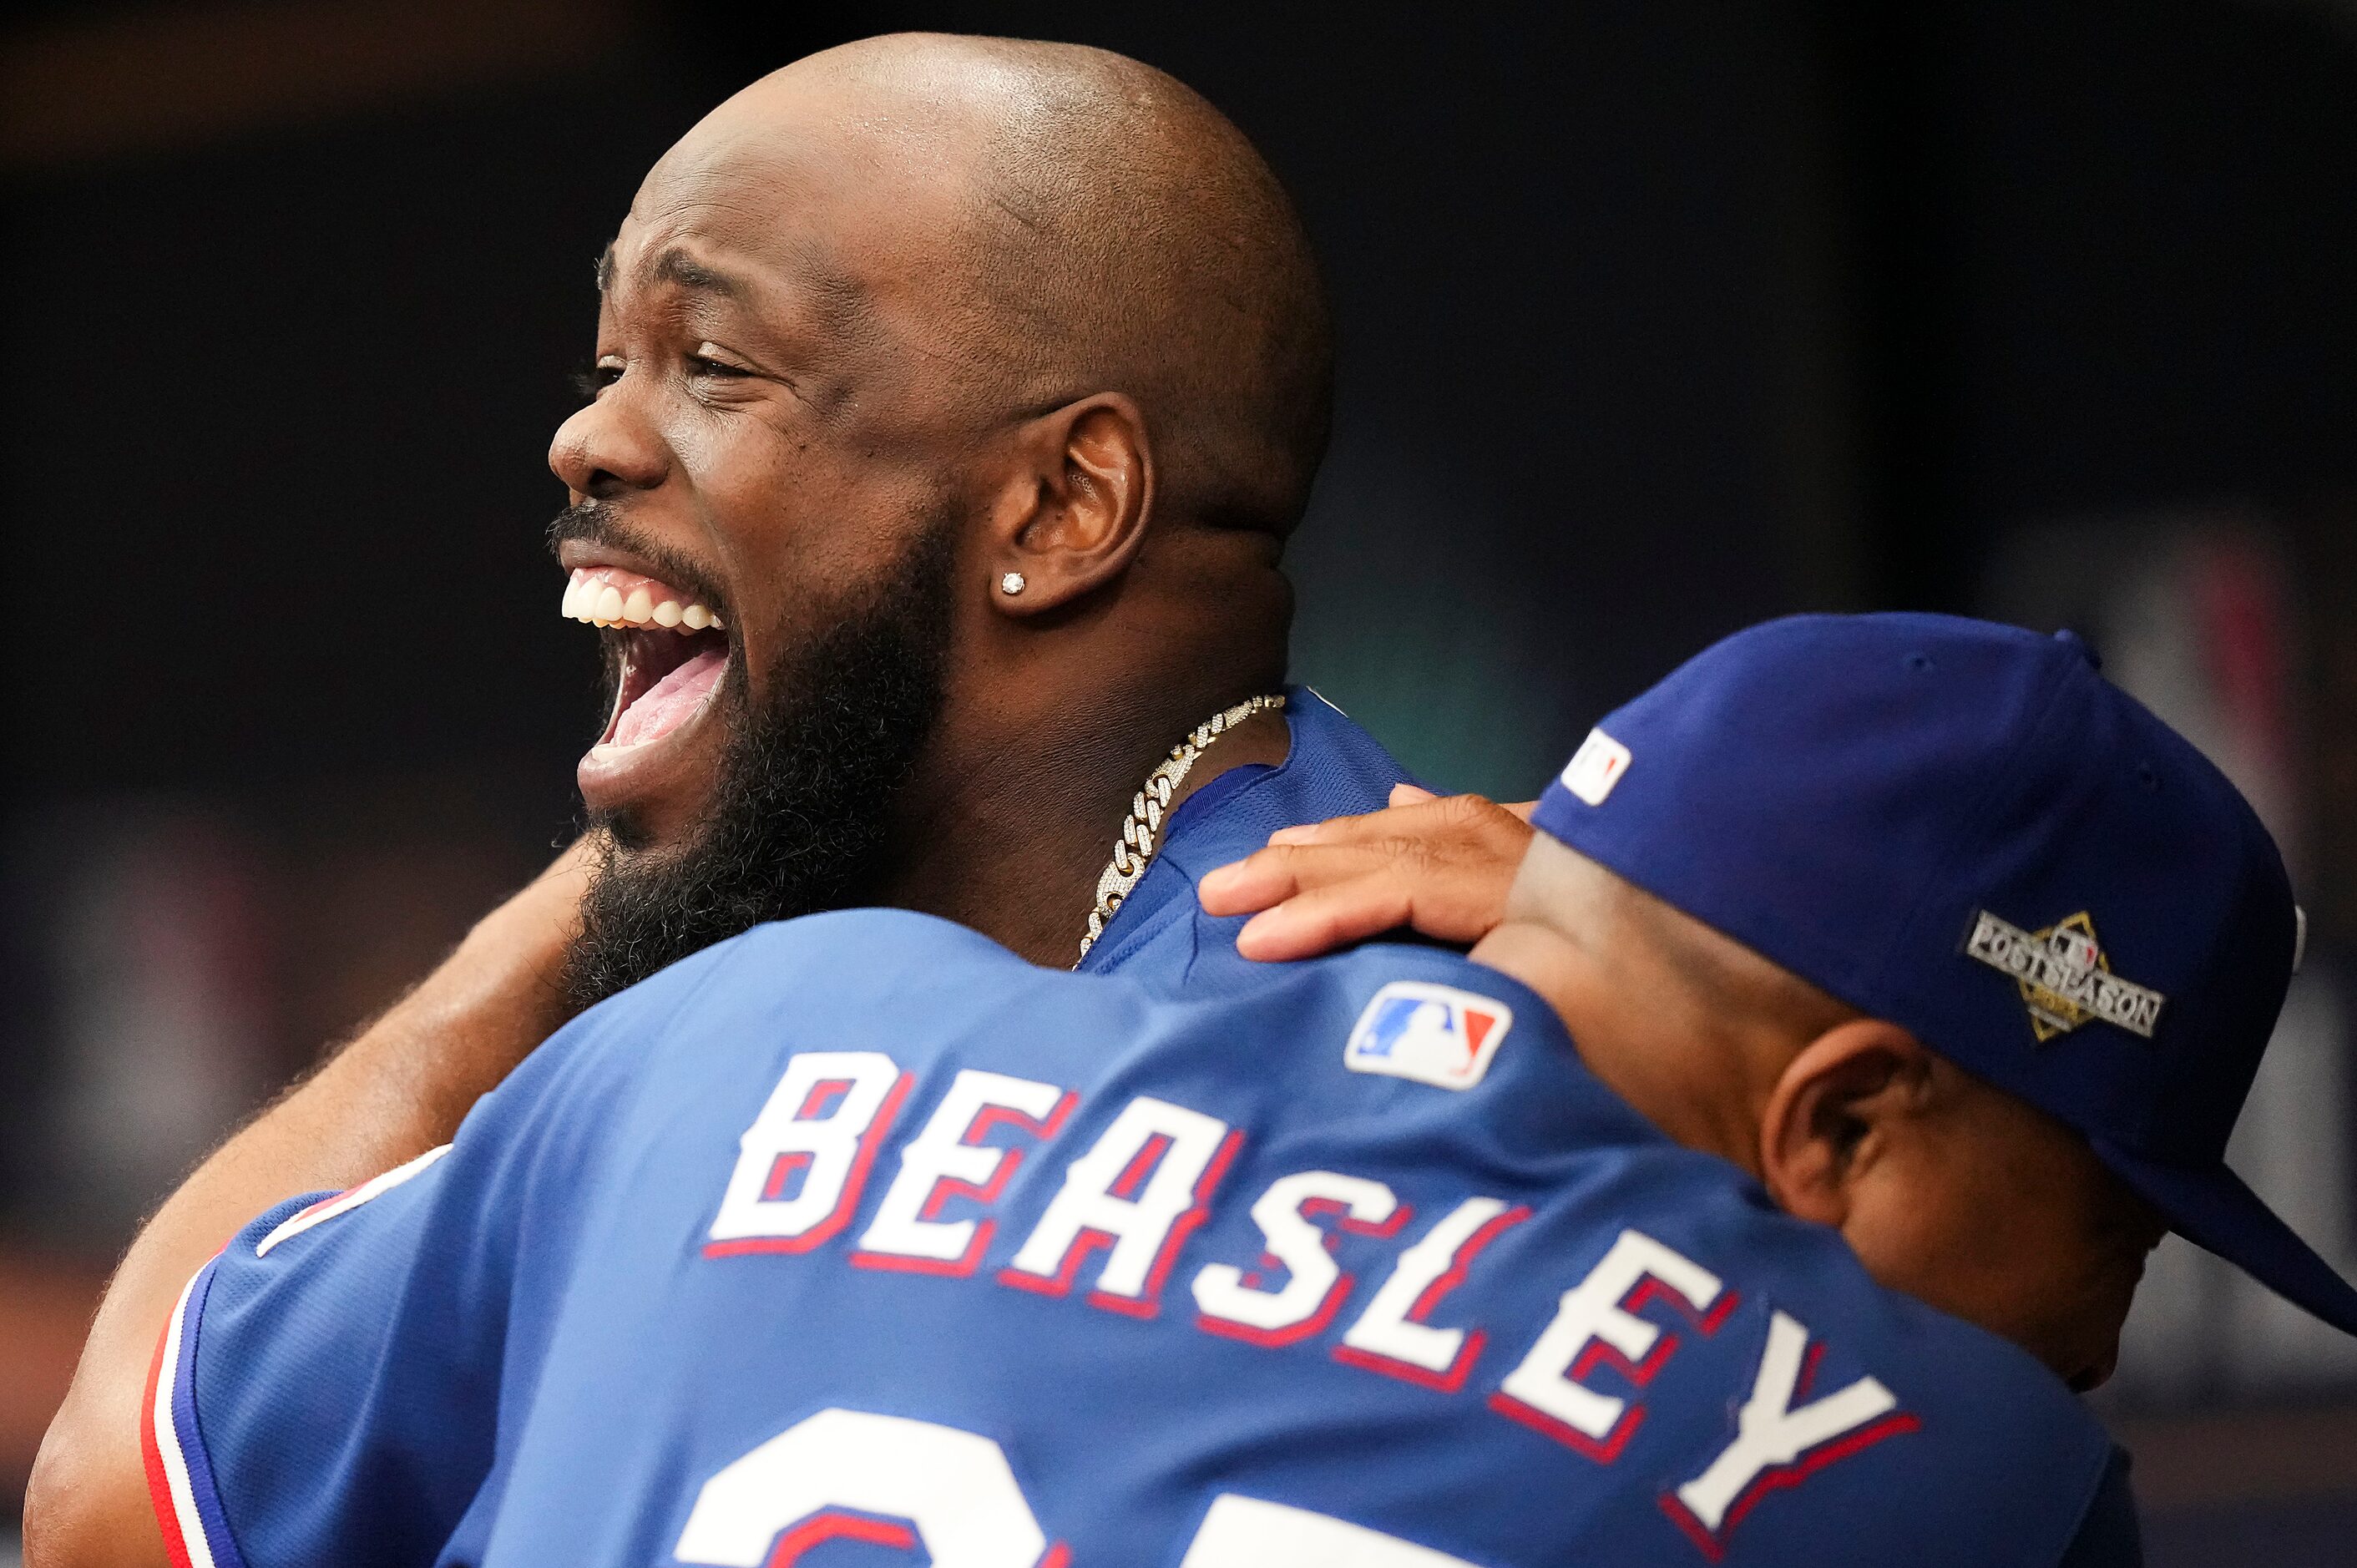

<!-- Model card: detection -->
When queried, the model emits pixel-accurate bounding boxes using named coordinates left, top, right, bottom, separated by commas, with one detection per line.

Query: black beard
left=560, top=523, right=958, bottom=1009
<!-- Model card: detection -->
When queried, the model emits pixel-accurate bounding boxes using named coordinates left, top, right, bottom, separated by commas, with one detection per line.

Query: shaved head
left=550, top=33, right=1323, bottom=976
left=687, top=33, right=1333, bottom=534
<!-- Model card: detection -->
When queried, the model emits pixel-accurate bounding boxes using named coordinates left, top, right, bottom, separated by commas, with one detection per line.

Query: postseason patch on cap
left=1965, top=909, right=2166, bottom=1041
left=1560, top=727, right=1631, bottom=806
left=1345, top=981, right=1514, bottom=1090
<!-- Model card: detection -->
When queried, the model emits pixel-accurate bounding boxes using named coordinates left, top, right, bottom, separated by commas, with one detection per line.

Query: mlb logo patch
left=1560, top=727, right=1631, bottom=806
left=1345, top=981, right=1515, bottom=1090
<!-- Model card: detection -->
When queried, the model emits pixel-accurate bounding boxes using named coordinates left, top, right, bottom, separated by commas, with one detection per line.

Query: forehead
left=605, top=109, right=982, bottom=337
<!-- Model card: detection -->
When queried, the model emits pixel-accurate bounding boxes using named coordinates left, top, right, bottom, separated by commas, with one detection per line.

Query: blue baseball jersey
left=1078, top=682, right=1414, bottom=987
left=149, top=913, right=2136, bottom=1568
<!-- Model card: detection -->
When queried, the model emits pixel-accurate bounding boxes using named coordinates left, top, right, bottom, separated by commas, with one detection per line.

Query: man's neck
left=873, top=699, right=1291, bottom=968
left=1470, top=920, right=1776, bottom=1179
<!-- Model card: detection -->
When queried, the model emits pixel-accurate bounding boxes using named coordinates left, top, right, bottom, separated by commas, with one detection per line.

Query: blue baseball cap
left=1530, top=611, right=2356, bottom=1336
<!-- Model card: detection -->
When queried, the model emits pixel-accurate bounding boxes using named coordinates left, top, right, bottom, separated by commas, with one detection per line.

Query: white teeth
left=564, top=571, right=715, bottom=634
left=711, top=613, right=726, bottom=630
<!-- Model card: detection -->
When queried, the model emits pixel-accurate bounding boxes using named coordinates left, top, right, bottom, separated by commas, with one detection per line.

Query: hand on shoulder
left=1200, top=785, right=1535, bottom=960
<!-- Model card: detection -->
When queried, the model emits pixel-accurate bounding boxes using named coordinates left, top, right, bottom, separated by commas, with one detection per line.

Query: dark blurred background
left=6, top=2, right=2357, bottom=1560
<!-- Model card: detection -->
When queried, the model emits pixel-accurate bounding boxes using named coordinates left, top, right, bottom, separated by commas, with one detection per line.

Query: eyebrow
left=657, top=247, right=754, bottom=298
left=593, top=242, right=755, bottom=301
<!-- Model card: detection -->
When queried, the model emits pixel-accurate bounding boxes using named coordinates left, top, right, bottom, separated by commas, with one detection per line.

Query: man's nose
left=549, top=388, right=669, bottom=498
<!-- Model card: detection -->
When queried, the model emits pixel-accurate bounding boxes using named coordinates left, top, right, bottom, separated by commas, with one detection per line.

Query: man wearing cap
left=43, top=614, right=2320, bottom=1566
left=1211, top=611, right=2345, bottom=1373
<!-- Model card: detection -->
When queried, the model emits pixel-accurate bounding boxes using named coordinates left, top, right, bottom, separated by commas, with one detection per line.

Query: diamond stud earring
left=999, top=572, right=1027, bottom=596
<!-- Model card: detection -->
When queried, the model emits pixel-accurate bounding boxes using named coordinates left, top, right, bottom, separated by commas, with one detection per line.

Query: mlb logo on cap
left=1345, top=982, right=1514, bottom=1090
left=1560, top=727, right=1631, bottom=806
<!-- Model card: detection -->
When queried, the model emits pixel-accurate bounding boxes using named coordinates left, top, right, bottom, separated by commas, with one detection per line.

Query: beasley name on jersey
left=153, top=911, right=2122, bottom=1568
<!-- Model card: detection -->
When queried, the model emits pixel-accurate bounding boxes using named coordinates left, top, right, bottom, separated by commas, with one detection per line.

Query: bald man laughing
left=553, top=32, right=1352, bottom=990
left=28, top=35, right=1416, bottom=1565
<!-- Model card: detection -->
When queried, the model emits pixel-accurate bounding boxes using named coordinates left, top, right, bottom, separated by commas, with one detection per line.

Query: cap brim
left=2091, top=1136, right=2357, bottom=1338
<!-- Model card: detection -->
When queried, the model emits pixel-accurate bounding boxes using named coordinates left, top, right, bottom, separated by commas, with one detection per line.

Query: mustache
left=546, top=499, right=729, bottom=615
left=545, top=496, right=618, bottom=553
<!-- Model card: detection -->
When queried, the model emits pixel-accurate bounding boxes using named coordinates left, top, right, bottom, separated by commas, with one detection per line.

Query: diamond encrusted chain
left=1075, top=693, right=1287, bottom=965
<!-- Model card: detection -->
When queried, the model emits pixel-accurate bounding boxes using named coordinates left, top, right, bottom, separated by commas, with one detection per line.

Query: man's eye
left=572, top=360, right=625, bottom=398
left=688, top=343, right=752, bottom=378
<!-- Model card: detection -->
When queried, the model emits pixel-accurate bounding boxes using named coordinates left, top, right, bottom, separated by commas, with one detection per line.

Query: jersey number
left=672, top=1408, right=1478, bottom=1566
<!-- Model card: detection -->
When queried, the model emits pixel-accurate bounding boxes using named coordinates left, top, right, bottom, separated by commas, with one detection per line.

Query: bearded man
left=42, top=615, right=2340, bottom=1567
left=29, top=34, right=1414, bottom=1559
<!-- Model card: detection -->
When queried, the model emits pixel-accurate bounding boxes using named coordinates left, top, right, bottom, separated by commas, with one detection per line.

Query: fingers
left=1197, top=847, right=1311, bottom=917
left=1200, top=840, right=1417, bottom=917
left=1236, top=878, right=1419, bottom=962
left=1267, top=792, right=1519, bottom=851
left=1266, top=788, right=1439, bottom=847
left=1233, top=855, right=1520, bottom=961
left=1201, top=790, right=1540, bottom=962
left=1503, top=799, right=1537, bottom=822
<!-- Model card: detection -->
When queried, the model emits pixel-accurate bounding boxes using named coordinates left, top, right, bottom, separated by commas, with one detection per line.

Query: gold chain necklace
left=1076, top=693, right=1287, bottom=965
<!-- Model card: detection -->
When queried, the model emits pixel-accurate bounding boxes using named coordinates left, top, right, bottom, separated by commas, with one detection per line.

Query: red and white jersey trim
left=254, top=1144, right=451, bottom=1258
left=143, top=1255, right=245, bottom=1568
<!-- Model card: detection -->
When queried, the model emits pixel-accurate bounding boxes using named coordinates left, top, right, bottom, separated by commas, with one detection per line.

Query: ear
left=1757, top=1019, right=1935, bottom=1228
left=984, top=393, right=1153, bottom=616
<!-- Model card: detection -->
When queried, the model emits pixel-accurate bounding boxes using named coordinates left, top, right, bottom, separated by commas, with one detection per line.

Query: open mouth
left=561, top=565, right=731, bottom=754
